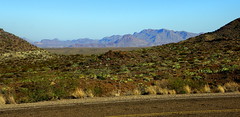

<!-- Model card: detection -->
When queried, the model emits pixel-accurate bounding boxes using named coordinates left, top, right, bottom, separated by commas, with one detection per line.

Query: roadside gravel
left=1, top=92, right=240, bottom=111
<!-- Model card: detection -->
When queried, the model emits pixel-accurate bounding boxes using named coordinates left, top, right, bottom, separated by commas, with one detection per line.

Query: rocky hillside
left=99, top=18, right=240, bottom=84
left=0, top=29, right=40, bottom=54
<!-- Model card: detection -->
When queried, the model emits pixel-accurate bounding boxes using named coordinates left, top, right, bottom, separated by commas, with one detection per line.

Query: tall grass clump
left=224, top=82, right=239, bottom=92
left=133, top=88, right=141, bottom=95
left=183, top=85, right=191, bottom=94
left=202, top=84, right=211, bottom=93
left=110, top=90, right=121, bottom=97
left=0, top=94, right=6, bottom=105
left=6, top=95, right=16, bottom=104
left=145, top=86, right=157, bottom=95
left=158, top=88, right=169, bottom=95
left=217, top=85, right=225, bottom=93
left=86, top=89, right=94, bottom=97
left=71, top=88, right=86, bottom=98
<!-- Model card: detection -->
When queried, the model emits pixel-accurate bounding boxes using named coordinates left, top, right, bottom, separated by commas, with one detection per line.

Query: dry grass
left=202, top=85, right=211, bottom=93
left=71, top=88, right=86, bottom=98
left=6, top=95, right=16, bottom=104
left=217, top=85, right=225, bottom=93
left=133, top=88, right=141, bottom=95
left=146, top=86, right=157, bottom=95
left=111, top=90, right=121, bottom=97
left=86, top=90, right=94, bottom=97
left=183, top=85, right=191, bottom=94
left=157, top=87, right=176, bottom=95
left=158, top=88, right=169, bottom=95
left=224, top=82, right=239, bottom=92
left=0, top=94, right=6, bottom=105
left=50, top=81, right=56, bottom=86
left=168, top=90, right=176, bottom=94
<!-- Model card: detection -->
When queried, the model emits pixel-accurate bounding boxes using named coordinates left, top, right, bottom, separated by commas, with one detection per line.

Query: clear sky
left=0, top=0, right=239, bottom=41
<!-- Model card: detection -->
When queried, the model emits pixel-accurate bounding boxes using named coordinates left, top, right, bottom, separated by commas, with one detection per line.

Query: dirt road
left=1, top=93, right=240, bottom=117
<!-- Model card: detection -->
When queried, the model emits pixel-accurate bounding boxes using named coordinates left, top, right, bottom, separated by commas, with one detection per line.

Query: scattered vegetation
left=45, top=47, right=144, bottom=55
left=0, top=18, right=240, bottom=104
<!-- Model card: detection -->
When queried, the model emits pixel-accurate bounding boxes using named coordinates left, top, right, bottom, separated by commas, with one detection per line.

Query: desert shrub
left=155, top=79, right=169, bottom=88
left=14, top=77, right=78, bottom=103
left=119, top=65, right=130, bottom=74
left=198, top=68, right=213, bottom=74
left=168, top=77, right=186, bottom=93
left=167, top=77, right=204, bottom=94
left=92, top=86, right=103, bottom=97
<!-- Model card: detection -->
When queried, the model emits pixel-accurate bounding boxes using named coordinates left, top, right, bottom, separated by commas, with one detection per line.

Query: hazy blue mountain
left=99, top=35, right=122, bottom=44
left=107, top=34, right=149, bottom=47
left=133, top=29, right=199, bottom=46
left=34, top=38, right=98, bottom=48
left=34, top=29, right=200, bottom=48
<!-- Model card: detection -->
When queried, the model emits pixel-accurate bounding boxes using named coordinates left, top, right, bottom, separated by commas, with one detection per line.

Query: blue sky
left=0, top=0, right=239, bottom=41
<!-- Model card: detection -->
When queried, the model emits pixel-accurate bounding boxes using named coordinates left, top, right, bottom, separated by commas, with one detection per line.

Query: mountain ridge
left=33, top=29, right=200, bottom=48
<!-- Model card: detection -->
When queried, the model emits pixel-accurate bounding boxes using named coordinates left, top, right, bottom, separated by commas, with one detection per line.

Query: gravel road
left=1, top=93, right=240, bottom=117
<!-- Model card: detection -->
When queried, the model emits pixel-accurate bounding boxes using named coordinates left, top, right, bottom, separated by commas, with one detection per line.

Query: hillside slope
left=99, top=18, right=240, bottom=84
left=0, top=29, right=40, bottom=54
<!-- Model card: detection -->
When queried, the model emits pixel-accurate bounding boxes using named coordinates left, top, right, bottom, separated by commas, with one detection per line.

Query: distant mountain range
left=33, top=29, right=200, bottom=48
